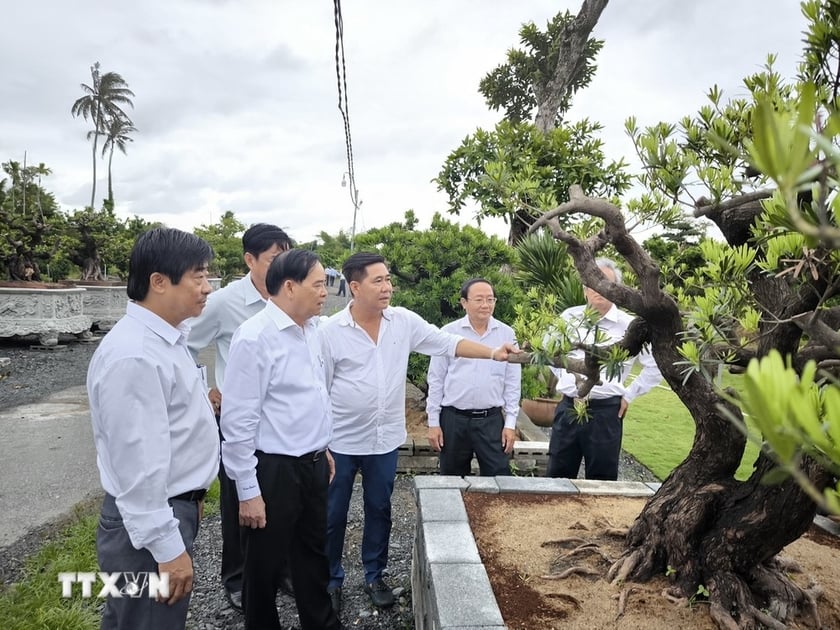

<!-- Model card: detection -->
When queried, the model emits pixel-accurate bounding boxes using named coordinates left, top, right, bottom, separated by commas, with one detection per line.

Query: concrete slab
left=572, top=479, right=654, bottom=496
left=422, top=522, right=481, bottom=564
left=464, top=477, right=500, bottom=493
left=0, top=385, right=100, bottom=548
left=496, top=476, right=578, bottom=494
left=430, top=563, right=504, bottom=628
left=414, top=476, right=470, bottom=491
left=417, top=488, right=468, bottom=522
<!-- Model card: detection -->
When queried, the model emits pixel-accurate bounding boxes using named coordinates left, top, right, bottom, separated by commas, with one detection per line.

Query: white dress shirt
left=426, top=315, right=521, bottom=429
left=221, top=301, right=332, bottom=501
left=549, top=304, right=662, bottom=401
left=187, top=272, right=266, bottom=390
left=87, top=302, right=219, bottom=563
left=320, top=304, right=461, bottom=455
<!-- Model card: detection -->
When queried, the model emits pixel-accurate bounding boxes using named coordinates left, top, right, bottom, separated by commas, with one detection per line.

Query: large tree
left=435, top=0, right=624, bottom=244
left=71, top=62, right=135, bottom=210
left=513, top=5, right=840, bottom=627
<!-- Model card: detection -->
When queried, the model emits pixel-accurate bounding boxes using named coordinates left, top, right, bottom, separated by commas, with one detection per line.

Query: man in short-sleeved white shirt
left=319, top=252, right=519, bottom=613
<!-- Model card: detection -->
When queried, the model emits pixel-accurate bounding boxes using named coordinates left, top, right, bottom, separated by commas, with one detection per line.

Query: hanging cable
left=334, top=0, right=358, bottom=203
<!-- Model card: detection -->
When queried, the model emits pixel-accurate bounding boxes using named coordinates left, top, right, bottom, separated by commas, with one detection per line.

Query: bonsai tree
left=0, top=160, right=63, bottom=281
left=511, top=4, right=840, bottom=625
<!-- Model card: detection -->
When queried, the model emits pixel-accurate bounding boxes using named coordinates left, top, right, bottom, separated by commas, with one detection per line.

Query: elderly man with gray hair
left=546, top=258, right=662, bottom=480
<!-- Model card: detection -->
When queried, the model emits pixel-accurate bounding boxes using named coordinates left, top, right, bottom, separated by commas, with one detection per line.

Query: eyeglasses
left=465, top=298, right=497, bottom=305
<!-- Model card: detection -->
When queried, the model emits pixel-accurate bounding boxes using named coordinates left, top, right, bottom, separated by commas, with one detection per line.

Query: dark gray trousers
left=97, top=493, right=200, bottom=630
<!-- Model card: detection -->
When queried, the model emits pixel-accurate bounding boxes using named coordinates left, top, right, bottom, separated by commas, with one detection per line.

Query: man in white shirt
left=426, top=278, right=521, bottom=476
left=320, top=252, right=519, bottom=613
left=547, top=258, right=662, bottom=480
left=87, top=228, right=219, bottom=630
left=221, top=249, right=341, bottom=630
left=187, top=223, right=292, bottom=611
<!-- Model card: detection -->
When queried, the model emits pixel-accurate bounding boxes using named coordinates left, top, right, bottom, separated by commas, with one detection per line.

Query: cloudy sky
left=1, top=1, right=806, bottom=245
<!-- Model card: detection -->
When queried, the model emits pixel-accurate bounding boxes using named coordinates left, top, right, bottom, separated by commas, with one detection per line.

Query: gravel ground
left=0, top=329, right=656, bottom=630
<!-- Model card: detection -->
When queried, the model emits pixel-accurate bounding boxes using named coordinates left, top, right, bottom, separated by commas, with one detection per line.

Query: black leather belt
left=297, top=448, right=327, bottom=462
left=169, top=489, right=207, bottom=502
left=447, top=406, right=501, bottom=418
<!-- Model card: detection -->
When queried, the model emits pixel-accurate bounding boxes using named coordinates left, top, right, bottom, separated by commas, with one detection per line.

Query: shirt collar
left=242, top=272, right=266, bottom=306
left=125, top=301, right=188, bottom=346
left=600, top=304, right=620, bottom=323
left=336, top=301, right=393, bottom=327
left=458, top=314, right=498, bottom=334
left=264, top=299, right=299, bottom=332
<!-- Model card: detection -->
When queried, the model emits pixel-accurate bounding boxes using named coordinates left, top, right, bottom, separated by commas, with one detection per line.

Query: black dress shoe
left=363, top=578, right=395, bottom=608
left=279, top=575, right=295, bottom=597
left=327, top=585, right=341, bottom=615
left=225, top=589, right=243, bottom=612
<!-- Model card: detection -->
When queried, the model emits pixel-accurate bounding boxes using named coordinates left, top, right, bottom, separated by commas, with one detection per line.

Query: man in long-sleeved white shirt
left=221, top=249, right=341, bottom=630
left=87, top=228, right=218, bottom=630
left=426, top=278, right=521, bottom=476
left=187, top=223, right=292, bottom=611
left=320, top=252, right=519, bottom=613
left=547, top=258, right=662, bottom=480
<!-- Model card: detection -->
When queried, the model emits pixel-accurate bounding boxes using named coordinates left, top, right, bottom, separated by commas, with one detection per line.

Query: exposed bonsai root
left=748, top=606, right=788, bottom=630
left=615, top=586, right=638, bottom=619
left=661, top=587, right=688, bottom=607
left=541, top=536, right=588, bottom=548
left=603, top=527, right=629, bottom=538
left=772, top=555, right=803, bottom=574
left=557, top=543, right=613, bottom=564
left=544, top=592, right=582, bottom=608
left=708, top=601, right=739, bottom=630
left=609, top=548, right=641, bottom=585
left=540, top=566, right=600, bottom=580
left=568, top=520, right=589, bottom=530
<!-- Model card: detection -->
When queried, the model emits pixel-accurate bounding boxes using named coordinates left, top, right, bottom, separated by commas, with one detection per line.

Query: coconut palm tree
left=71, top=62, right=135, bottom=209
left=100, top=116, right=136, bottom=208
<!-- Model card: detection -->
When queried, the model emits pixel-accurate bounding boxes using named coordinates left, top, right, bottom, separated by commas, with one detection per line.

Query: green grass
left=0, top=480, right=220, bottom=629
left=622, top=376, right=761, bottom=481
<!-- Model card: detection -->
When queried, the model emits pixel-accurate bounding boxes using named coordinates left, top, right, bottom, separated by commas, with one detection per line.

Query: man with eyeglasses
left=426, top=278, right=521, bottom=476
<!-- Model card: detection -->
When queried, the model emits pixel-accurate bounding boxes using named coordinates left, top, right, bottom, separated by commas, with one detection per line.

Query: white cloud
left=0, top=0, right=808, bottom=245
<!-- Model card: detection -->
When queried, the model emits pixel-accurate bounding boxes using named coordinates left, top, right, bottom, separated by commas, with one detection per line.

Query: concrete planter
left=76, top=283, right=127, bottom=331
left=0, top=284, right=93, bottom=345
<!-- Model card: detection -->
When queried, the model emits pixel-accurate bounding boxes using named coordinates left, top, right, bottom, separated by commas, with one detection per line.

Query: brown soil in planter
left=464, top=492, right=840, bottom=629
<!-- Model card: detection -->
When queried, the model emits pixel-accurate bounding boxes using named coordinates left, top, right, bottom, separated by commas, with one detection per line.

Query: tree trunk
left=80, top=256, right=104, bottom=282
left=533, top=0, right=609, bottom=134
left=107, top=143, right=114, bottom=207
left=537, top=187, right=833, bottom=628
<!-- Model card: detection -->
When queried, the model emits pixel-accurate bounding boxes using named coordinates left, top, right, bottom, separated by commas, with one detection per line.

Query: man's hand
left=491, top=343, right=522, bottom=361
left=209, top=387, right=222, bottom=415
left=239, top=496, right=267, bottom=529
left=427, top=427, right=444, bottom=452
left=326, top=450, right=336, bottom=484
left=618, top=398, right=629, bottom=420
left=157, top=551, right=193, bottom=605
left=501, top=428, right=516, bottom=454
